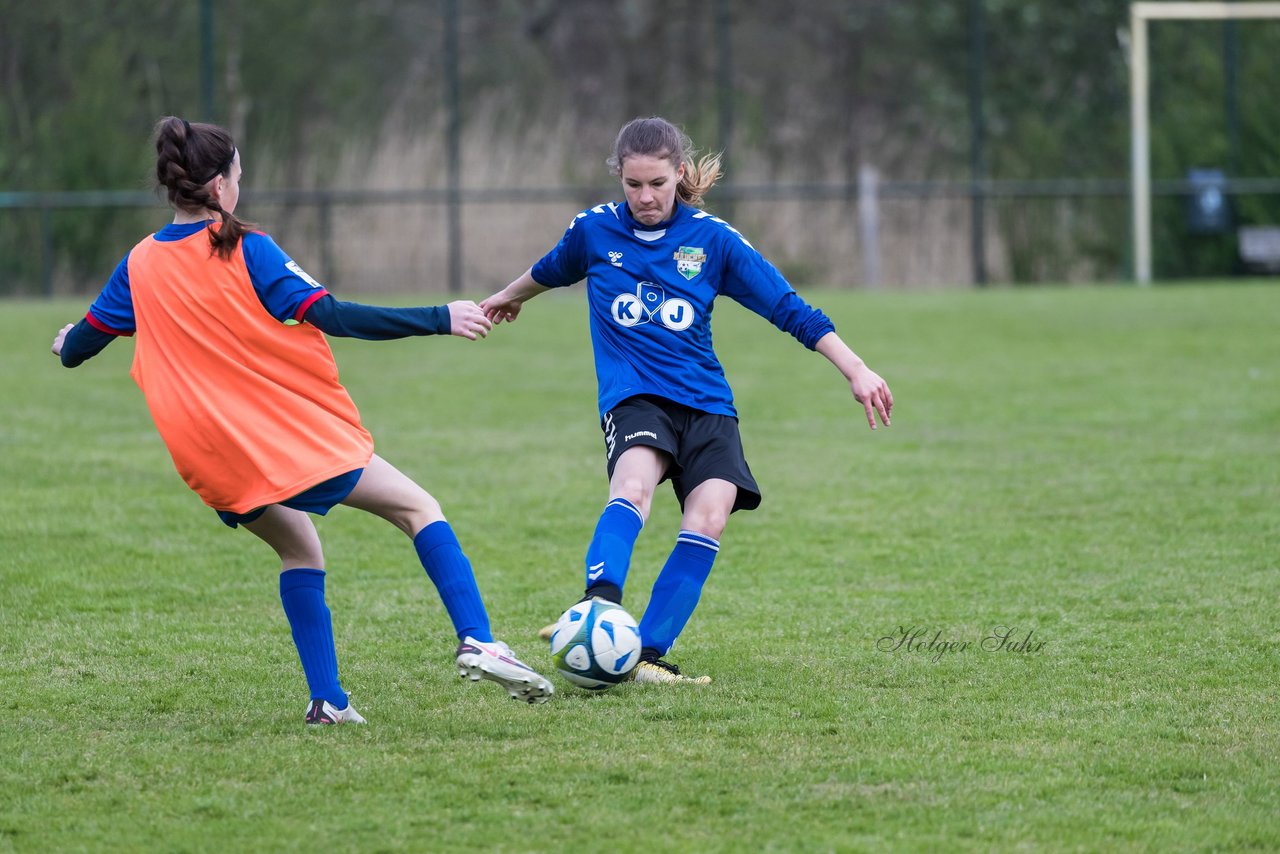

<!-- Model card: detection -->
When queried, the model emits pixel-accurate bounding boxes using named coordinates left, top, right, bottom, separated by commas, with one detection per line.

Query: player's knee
left=277, top=545, right=325, bottom=570
left=683, top=506, right=728, bottom=540
left=394, top=493, right=445, bottom=537
left=611, top=478, right=654, bottom=518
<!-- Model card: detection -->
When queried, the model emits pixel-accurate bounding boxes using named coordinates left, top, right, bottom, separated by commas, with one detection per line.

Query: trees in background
left=3, top=1, right=1277, bottom=289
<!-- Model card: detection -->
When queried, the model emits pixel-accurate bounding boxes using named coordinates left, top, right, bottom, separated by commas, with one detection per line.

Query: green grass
left=1, top=283, right=1278, bottom=852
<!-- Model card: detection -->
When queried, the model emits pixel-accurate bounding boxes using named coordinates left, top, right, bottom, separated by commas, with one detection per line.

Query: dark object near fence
left=1186, top=169, right=1231, bottom=235
left=1238, top=225, right=1280, bottom=274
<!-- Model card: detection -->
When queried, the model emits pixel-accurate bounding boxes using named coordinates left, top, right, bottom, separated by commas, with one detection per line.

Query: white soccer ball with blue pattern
left=549, top=599, right=642, bottom=690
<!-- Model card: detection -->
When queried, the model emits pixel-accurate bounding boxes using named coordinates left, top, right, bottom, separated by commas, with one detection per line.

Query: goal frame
left=1130, top=1, right=1280, bottom=284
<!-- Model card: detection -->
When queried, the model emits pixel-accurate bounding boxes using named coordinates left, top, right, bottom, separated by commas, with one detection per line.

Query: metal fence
left=4, top=177, right=1279, bottom=297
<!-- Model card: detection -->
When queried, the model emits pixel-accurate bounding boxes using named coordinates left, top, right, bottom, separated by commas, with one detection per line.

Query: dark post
left=968, top=0, right=988, bottom=286
left=715, top=0, right=734, bottom=219
left=1224, top=19, right=1240, bottom=175
left=200, top=0, right=215, bottom=121
left=444, top=0, right=463, bottom=294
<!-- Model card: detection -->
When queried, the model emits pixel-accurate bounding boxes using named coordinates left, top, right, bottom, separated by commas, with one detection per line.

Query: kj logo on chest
left=611, top=282, right=695, bottom=332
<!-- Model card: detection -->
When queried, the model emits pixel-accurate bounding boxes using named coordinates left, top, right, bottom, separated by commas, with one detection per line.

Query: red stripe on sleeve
left=293, top=289, right=329, bottom=322
left=85, top=310, right=134, bottom=337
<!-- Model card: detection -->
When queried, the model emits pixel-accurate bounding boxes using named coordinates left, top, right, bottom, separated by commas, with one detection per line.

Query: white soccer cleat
left=305, top=698, right=367, bottom=725
left=456, top=637, right=554, bottom=704
left=632, top=658, right=712, bottom=686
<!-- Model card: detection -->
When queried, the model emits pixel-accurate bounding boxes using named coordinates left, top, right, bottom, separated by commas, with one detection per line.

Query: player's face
left=212, top=150, right=242, bottom=215
left=621, top=154, right=685, bottom=226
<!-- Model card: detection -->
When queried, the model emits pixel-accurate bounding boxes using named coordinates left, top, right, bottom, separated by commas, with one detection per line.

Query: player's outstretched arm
left=815, top=331, right=893, bottom=430
left=480, top=269, right=550, bottom=325
left=301, top=296, right=491, bottom=341
left=53, top=319, right=119, bottom=367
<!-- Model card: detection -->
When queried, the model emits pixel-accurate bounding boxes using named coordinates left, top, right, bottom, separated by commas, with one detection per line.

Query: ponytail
left=153, top=116, right=254, bottom=259
left=676, top=152, right=723, bottom=208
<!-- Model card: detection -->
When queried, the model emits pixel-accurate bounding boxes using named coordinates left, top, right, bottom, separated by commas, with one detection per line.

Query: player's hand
left=51, top=323, right=74, bottom=357
left=446, top=300, right=493, bottom=340
left=479, top=292, right=523, bottom=325
left=850, top=364, right=893, bottom=429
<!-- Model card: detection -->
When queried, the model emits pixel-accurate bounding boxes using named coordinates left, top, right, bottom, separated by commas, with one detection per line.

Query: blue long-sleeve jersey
left=531, top=201, right=834, bottom=418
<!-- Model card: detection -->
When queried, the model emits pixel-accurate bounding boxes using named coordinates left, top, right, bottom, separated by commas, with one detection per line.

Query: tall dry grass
left=240, top=103, right=1066, bottom=292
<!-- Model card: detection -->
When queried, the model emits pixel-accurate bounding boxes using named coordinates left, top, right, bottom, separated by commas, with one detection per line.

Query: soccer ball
left=549, top=599, right=642, bottom=690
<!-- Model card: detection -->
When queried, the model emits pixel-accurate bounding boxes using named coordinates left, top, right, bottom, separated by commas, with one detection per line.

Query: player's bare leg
left=343, top=455, right=552, bottom=703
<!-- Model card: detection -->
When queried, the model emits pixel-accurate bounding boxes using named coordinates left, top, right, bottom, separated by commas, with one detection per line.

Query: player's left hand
left=446, top=300, right=494, bottom=340
left=850, top=365, right=893, bottom=429
left=51, top=323, right=74, bottom=357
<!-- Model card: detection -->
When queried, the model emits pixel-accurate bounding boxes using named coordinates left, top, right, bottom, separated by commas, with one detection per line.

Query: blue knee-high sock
left=638, top=531, right=720, bottom=656
left=413, top=521, right=492, bottom=643
left=279, top=568, right=348, bottom=708
left=584, top=498, right=645, bottom=601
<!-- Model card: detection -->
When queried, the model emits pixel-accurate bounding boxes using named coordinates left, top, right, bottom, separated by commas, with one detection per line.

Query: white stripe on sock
left=608, top=497, right=645, bottom=525
left=676, top=530, right=719, bottom=552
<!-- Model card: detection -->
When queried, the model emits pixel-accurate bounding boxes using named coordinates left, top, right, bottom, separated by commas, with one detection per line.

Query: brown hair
left=606, top=117, right=722, bottom=208
left=153, top=116, right=254, bottom=259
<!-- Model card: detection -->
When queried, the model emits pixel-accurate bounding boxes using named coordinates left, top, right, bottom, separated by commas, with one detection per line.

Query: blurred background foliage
left=2, top=0, right=1278, bottom=292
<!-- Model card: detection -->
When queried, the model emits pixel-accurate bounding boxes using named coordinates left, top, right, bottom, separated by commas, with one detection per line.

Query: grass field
left=1, top=283, right=1277, bottom=852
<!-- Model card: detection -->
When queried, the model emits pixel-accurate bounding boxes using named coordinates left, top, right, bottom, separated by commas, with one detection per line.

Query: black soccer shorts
left=601, top=394, right=761, bottom=512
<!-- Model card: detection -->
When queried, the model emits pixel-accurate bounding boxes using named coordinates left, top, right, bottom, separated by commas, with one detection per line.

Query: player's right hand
left=479, top=292, right=523, bottom=325
left=51, top=323, right=74, bottom=357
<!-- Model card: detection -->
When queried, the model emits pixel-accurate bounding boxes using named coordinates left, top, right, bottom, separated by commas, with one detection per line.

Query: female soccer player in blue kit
left=481, top=117, right=893, bottom=684
left=52, top=117, right=553, bottom=722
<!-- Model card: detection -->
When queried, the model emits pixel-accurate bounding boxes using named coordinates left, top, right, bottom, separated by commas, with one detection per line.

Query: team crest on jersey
left=673, top=246, right=706, bottom=280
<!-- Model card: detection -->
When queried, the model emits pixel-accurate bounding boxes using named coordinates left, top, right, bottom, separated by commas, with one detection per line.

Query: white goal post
left=1130, top=1, right=1280, bottom=284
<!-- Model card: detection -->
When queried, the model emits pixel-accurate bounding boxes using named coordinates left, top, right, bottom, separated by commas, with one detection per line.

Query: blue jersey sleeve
left=718, top=229, right=795, bottom=319
left=241, top=231, right=329, bottom=321
left=718, top=230, right=833, bottom=350
left=60, top=317, right=118, bottom=367
left=768, top=292, right=836, bottom=350
left=86, top=255, right=136, bottom=335
left=303, top=295, right=451, bottom=339
left=530, top=212, right=590, bottom=288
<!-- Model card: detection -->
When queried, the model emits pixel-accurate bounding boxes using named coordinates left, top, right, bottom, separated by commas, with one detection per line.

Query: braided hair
left=606, top=117, right=722, bottom=208
left=153, top=116, right=253, bottom=259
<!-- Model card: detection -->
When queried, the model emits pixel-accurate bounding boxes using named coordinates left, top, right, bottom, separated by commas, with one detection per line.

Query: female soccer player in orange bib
left=52, top=117, right=553, bottom=723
